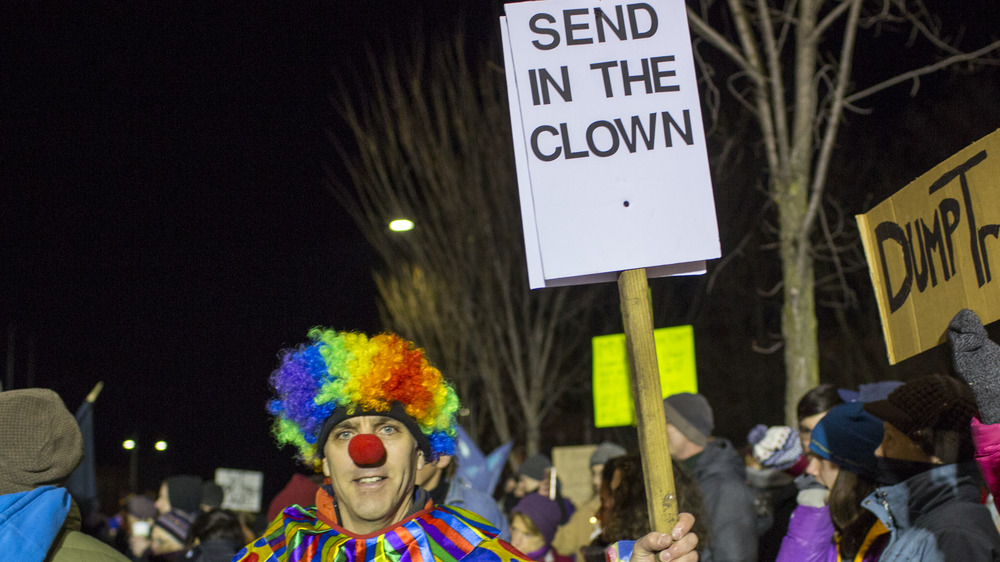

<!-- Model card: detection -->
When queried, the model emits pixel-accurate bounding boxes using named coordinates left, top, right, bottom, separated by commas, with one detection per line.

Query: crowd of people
left=3, top=308, right=1000, bottom=561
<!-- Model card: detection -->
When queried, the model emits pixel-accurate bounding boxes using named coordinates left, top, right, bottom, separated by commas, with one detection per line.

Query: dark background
left=3, top=0, right=999, bottom=514
left=2, top=1, right=506, bottom=506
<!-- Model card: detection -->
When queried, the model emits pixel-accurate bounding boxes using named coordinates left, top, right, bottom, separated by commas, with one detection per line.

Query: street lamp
left=154, top=440, right=168, bottom=451
left=389, top=218, right=414, bottom=232
left=122, top=438, right=138, bottom=492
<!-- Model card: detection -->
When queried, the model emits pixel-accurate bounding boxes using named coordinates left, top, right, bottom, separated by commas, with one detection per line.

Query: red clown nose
left=348, top=434, right=386, bottom=465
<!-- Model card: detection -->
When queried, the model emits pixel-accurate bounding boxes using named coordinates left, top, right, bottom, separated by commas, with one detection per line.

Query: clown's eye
left=335, top=430, right=353, bottom=440
left=379, top=424, right=399, bottom=435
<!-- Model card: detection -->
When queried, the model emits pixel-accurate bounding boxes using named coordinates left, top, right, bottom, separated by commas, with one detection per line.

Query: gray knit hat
left=663, top=393, right=713, bottom=447
left=0, top=388, right=84, bottom=495
left=590, top=442, right=627, bottom=466
left=517, top=454, right=552, bottom=481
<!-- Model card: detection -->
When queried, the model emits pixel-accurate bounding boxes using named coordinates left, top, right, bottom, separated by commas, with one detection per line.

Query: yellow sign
left=592, top=325, right=698, bottom=427
left=857, top=128, right=1000, bottom=364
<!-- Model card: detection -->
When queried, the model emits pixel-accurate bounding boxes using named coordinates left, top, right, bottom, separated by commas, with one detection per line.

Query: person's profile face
left=322, top=415, right=423, bottom=534
left=510, top=512, right=546, bottom=553
left=804, top=454, right=839, bottom=490
left=874, top=421, right=933, bottom=463
left=515, top=474, right=541, bottom=497
left=590, top=464, right=604, bottom=495
left=154, top=483, right=170, bottom=515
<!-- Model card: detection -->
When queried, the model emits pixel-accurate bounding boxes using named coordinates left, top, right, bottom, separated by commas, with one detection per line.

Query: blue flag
left=65, top=398, right=98, bottom=517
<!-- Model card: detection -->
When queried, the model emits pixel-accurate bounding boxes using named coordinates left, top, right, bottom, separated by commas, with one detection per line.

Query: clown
left=235, top=329, right=699, bottom=562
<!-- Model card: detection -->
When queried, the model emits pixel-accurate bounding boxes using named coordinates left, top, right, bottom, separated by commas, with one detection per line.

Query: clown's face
left=322, top=415, right=425, bottom=534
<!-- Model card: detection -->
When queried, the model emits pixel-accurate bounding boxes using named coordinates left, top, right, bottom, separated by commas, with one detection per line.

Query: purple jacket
left=775, top=504, right=835, bottom=562
left=775, top=504, right=885, bottom=562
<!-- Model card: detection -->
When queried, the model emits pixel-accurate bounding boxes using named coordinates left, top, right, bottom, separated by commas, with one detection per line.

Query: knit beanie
left=164, top=475, right=204, bottom=515
left=809, top=402, right=883, bottom=480
left=517, top=454, right=552, bottom=481
left=948, top=308, right=1000, bottom=424
left=863, top=373, right=976, bottom=460
left=0, top=388, right=84, bottom=495
left=662, top=393, right=713, bottom=447
left=127, top=495, right=158, bottom=520
left=512, top=494, right=564, bottom=544
left=747, top=425, right=804, bottom=471
left=154, top=509, right=194, bottom=543
left=201, top=481, right=224, bottom=509
left=590, top=442, right=627, bottom=466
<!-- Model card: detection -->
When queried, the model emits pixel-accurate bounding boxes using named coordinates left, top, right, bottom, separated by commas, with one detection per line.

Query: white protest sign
left=501, top=0, right=720, bottom=288
left=215, top=468, right=264, bottom=513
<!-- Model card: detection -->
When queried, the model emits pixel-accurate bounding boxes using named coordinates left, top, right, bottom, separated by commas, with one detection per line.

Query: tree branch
left=844, top=39, right=1000, bottom=105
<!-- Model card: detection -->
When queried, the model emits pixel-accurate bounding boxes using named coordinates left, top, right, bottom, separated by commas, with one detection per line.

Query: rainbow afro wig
left=267, top=329, right=460, bottom=470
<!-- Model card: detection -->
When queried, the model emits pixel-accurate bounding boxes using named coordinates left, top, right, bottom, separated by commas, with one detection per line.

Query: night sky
left=3, top=0, right=999, bottom=510
left=3, top=1, right=500, bottom=504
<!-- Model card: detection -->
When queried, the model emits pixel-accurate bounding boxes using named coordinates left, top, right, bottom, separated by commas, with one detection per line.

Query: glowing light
left=389, top=219, right=414, bottom=232
left=122, top=439, right=136, bottom=450
left=154, top=440, right=168, bottom=451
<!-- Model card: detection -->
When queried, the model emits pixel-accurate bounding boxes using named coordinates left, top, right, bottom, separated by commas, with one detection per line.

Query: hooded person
left=0, top=388, right=130, bottom=562
left=663, top=393, right=757, bottom=562
left=861, top=373, right=1000, bottom=561
left=234, top=330, right=700, bottom=562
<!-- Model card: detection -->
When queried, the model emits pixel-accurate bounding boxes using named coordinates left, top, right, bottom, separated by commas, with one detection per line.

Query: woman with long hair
left=777, top=402, right=888, bottom=562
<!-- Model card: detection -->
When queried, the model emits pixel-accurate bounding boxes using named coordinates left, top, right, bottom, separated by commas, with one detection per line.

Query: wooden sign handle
left=618, top=268, right=678, bottom=532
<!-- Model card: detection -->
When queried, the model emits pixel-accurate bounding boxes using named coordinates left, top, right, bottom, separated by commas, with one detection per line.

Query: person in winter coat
left=776, top=401, right=888, bottom=562
left=662, top=392, right=757, bottom=562
left=862, top=373, right=1000, bottom=561
left=744, top=424, right=808, bottom=561
left=0, top=387, right=130, bottom=562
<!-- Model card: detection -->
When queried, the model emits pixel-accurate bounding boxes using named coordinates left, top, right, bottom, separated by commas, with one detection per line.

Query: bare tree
left=686, top=0, right=1000, bottom=422
left=329, top=37, right=599, bottom=454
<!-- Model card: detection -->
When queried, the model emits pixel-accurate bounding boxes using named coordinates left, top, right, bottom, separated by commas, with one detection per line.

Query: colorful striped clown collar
left=236, top=485, right=503, bottom=562
left=317, top=484, right=434, bottom=539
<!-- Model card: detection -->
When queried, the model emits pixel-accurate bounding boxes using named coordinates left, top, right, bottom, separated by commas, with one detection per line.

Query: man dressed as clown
left=236, top=329, right=699, bottom=562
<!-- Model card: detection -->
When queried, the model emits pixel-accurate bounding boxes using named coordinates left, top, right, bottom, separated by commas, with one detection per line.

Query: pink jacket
left=971, top=416, right=1000, bottom=512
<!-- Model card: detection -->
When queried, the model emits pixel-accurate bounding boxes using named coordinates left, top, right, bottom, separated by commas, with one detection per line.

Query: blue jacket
left=0, top=486, right=129, bottom=562
left=0, top=486, right=72, bottom=562
left=863, top=462, right=1000, bottom=561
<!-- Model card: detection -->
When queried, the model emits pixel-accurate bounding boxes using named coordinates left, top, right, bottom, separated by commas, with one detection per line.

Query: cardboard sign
left=215, top=468, right=264, bottom=513
left=501, top=0, right=720, bottom=288
left=552, top=445, right=598, bottom=506
left=592, top=325, right=698, bottom=427
left=857, top=128, right=1000, bottom=364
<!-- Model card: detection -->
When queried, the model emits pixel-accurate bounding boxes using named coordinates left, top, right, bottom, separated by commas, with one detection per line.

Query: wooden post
left=618, top=268, right=678, bottom=532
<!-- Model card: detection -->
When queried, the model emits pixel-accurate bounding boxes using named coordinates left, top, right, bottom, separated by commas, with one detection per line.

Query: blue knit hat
left=809, top=402, right=883, bottom=480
